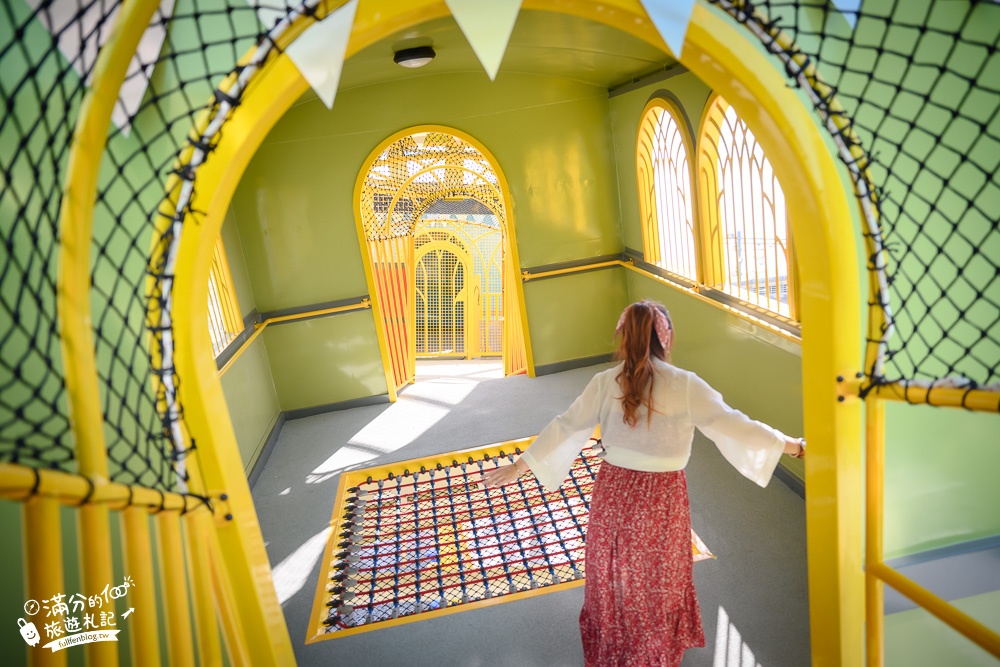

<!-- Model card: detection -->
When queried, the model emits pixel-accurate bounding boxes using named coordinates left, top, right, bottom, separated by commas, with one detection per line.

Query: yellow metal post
left=679, top=7, right=865, bottom=665
left=184, top=510, right=223, bottom=667
left=155, top=512, right=196, bottom=666
left=76, top=505, right=117, bottom=665
left=121, top=506, right=162, bottom=667
left=55, top=1, right=159, bottom=664
left=865, top=399, right=885, bottom=666
left=23, top=497, right=66, bottom=667
left=207, top=527, right=252, bottom=667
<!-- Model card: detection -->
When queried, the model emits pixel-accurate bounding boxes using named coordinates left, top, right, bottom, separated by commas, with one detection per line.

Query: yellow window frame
left=207, top=236, right=243, bottom=358
left=636, top=96, right=702, bottom=284
left=697, top=93, right=799, bottom=324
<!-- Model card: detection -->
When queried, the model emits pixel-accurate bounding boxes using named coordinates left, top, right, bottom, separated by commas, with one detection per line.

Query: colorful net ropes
left=318, top=441, right=714, bottom=637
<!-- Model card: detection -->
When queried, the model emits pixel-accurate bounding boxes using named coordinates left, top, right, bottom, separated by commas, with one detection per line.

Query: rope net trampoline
left=309, top=439, right=715, bottom=640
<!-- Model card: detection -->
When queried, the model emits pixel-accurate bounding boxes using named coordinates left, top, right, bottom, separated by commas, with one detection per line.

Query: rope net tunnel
left=2, top=0, right=995, bottom=502
left=707, top=0, right=999, bottom=404
left=0, top=0, right=996, bottom=661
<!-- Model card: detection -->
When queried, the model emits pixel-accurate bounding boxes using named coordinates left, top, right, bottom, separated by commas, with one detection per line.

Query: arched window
left=699, top=95, right=796, bottom=320
left=636, top=99, right=698, bottom=282
left=207, top=237, right=242, bottom=358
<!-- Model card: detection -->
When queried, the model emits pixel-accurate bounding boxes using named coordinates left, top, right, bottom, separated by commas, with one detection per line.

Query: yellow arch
left=353, top=123, right=535, bottom=382
left=171, top=1, right=862, bottom=663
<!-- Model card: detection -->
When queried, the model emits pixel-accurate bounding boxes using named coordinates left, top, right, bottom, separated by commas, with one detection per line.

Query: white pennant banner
left=829, top=0, right=861, bottom=29
left=638, top=0, right=697, bottom=60
left=254, top=0, right=358, bottom=109
left=445, top=0, right=522, bottom=81
left=26, top=0, right=176, bottom=136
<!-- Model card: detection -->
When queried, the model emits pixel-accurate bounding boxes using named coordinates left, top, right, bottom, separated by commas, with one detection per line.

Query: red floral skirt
left=580, top=462, right=705, bottom=666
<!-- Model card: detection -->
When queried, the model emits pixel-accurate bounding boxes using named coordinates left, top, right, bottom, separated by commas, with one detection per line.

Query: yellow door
left=414, top=239, right=475, bottom=358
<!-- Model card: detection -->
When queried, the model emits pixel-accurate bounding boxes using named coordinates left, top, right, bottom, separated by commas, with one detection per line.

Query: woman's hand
left=784, top=437, right=805, bottom=459
left=482, top=458, right=527, bottom=488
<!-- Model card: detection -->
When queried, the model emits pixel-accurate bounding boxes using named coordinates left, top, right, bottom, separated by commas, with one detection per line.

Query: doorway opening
left=356, top=128, right=529, bottom=394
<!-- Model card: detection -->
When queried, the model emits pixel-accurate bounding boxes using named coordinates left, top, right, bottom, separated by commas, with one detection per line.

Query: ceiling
left=298, top=10, right=673, bottom=103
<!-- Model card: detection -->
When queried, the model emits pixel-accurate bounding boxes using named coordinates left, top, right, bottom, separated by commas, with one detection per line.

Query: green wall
left=230, top=71, right=628, bottom=406
left=524, top=270, right=631, bottom=368
left=218, top=210, right=282, bottom=472
left=220, top=339, right=281, bottom=474
left=262, top=311, right=388, bottom=411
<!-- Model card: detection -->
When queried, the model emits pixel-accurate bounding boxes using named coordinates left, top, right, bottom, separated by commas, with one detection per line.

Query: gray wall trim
left=622, top=248, right=700, bottom=291
left=243, top=308, right=260, bottom=329
left=216, top=308, right=260, bottom=370
left=248, top=411, right=285, bottom=490
left=284, top=394, right=391, bottom=421
left=887, top=534, right=1000, bottom=569
left=522, top=254, right=624, bottom=281
left=535, top=354, right=615, bottom=377
left=259, top=295, right=371, bottom=326
left=883, top=537, right=1000, bottom=615
left=773, top=464, right=805, bottom=499
left=609, top=63, right=689, bottom=98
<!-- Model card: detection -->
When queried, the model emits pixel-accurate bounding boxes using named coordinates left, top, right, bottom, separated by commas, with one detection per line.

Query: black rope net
left=0, top=0, right=329, bottom=494
left=1, top=0, right=996, bottom=492
left=708, top=0, right=999, bottom=404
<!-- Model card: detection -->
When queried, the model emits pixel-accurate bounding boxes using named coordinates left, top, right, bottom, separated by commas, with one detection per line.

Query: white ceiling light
left=393, top=45, right=436, bottom=68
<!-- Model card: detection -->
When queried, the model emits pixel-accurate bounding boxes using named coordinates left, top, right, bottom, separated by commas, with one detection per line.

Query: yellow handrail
left=840, top=378, right=1000, bottom=412
left=868, top=561, right=1000, bottom=659
left=520, top=259, right=626, bottom=282
left=0, top=463, right=208, bottom=512
left=520, top=258, right=803, bottom=345
left=218, top=298, right=371, bottom=377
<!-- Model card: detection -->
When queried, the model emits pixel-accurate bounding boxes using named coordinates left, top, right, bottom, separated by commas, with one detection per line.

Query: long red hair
left=614, top=301, right=671, bottom=427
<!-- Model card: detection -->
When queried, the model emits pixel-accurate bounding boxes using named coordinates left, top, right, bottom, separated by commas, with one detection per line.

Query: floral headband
left=616, top=304, right=673, bottom=351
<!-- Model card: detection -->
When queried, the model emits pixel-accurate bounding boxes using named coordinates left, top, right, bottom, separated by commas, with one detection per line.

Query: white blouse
left=519, top=359, right=787, bottom=492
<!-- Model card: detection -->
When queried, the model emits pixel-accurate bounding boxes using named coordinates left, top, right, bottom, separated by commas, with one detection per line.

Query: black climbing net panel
left=708, top=0, right=999, bottom=402
left=1, top=1, right=996, bottom=495
left=0, top=0, right=325, bottom=491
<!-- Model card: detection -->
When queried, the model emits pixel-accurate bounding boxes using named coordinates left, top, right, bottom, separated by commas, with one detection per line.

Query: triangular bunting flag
left=25, top=0, right=176, bottom=136
left=829, top=0, right=861, bottom=29
left=254, top=0, right=358, bottom=109
left=445, top=0, right=522, bottom=80
left=638, top=0, right=697, bottom=60
left=114, top=0, right=175, bottom=135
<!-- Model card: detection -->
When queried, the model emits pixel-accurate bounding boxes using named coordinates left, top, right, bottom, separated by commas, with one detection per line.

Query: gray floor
left=251, top=362, right=810, bottom=666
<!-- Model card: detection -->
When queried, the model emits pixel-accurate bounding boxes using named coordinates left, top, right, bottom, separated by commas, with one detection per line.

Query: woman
left=483, top=300, right=804, bottom=666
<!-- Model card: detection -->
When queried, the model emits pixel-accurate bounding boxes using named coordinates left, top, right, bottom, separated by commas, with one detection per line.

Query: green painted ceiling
left=297, top=9, right=673, bottom=103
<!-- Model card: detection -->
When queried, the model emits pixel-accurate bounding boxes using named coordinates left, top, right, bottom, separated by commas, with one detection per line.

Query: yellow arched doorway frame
left=167, top=2, right=863, bottom=664
left=354, top=125, right=533, bottom=393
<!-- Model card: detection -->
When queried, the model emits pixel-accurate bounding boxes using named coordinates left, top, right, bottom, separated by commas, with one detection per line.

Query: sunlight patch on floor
left=305, top=361, right=503, bottom=483
left=714, top=606, right=763, bottom=667
left=272, top=527, right=332, bottom=605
